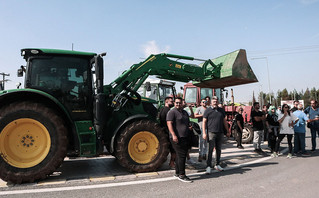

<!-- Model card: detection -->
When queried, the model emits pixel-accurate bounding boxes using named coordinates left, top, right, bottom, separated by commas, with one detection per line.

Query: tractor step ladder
left=75, top=121, right=96, bottom=156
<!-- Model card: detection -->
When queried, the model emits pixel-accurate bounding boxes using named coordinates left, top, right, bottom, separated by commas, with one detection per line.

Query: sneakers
left=215, top=165, right=224, bottom=172
left=237, top=145, right=244, bottom=149
left=301, top=152, right=311, bottom=157
left=287, top=153, right=293, bottom=159
left=173, top=174, right=179, bottom=178
left=205, top=166, right=211, bottom=174
left=271, top=152, right=278, bottom=158
left=177, top=175, right=193, bottom=183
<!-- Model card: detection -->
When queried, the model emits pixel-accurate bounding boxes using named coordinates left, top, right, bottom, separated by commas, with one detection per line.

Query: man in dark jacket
left=159, top=97, right=175, bottom=168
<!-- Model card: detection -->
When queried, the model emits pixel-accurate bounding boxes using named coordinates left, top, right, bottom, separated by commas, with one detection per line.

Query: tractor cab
left=138, top=78, right=176, bottom=108
left=19, top=49, right=96, bottom=120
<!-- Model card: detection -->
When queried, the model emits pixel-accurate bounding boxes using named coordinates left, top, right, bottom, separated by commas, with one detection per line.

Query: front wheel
left=115, top=120, right=169, bottom=172
left=242, top=124, right=254, bottom=144
left=0, top=102, right=68, bottom=183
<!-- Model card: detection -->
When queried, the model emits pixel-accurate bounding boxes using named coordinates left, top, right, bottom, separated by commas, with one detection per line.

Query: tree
left=303, top=88, right=311, bottom=107
left=281, top=88, right=289, bottom=100
left=276, top=89, right=282, bottom=107
left=310, top=87, right=318, bottom=101
left=252, top=91, right=256, bottom=104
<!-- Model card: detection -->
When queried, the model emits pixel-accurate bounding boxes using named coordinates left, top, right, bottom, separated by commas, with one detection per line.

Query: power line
left=249, top=45, right=319, bottom=53
left=0, top=72, right=10, bottom=90
left=248, top=45, right=319, bottom=57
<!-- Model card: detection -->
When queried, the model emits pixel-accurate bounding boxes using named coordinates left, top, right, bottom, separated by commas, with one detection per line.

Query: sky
left=0, top=0, right=319, bottom=103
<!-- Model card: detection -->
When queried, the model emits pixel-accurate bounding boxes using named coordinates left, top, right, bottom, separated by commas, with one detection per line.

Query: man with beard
left=167, top=97, right=193, bottom=183
left=203, top=96, right=229, bottom=173
left=159, top=96, right=175, bottom=168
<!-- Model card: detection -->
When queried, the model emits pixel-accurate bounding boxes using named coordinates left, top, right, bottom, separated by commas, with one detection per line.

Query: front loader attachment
left=194, top=49, right=258, bottom=88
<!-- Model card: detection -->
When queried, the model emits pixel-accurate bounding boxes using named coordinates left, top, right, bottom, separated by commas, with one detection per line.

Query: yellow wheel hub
left=128, top=131, right=159, bottom=164
left=0, top=118, right=51, bottom=168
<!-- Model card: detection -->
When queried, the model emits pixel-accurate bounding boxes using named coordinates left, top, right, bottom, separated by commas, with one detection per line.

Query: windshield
left=28, top=56, right=89, bottom=97
left=27, top=56, right=92, bottom=117
left=200, top=88, right=213, bottom=100
left=158, top=85, right=174, bottom=101
left=185, top=87, right=197, bottom=103
left=139, top=84, right=175, bottom=102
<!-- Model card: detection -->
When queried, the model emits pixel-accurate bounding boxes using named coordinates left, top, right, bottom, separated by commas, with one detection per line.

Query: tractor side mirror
left=145, top=82, right=151, bottom=91
left=17, top=66, right=26, bottom=77
left=17, top=69, right=23, bottom=77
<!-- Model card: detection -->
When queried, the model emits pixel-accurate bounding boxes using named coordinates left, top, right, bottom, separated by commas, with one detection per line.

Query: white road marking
left=0, top=149, right=287, bottom=196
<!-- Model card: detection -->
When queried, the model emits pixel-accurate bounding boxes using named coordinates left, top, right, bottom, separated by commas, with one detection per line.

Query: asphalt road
left=1, top=131, right=318, bottom=198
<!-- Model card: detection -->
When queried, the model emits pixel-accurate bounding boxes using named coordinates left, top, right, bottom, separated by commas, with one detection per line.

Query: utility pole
left=251, top=57, right=271, bottom=104
left=0, top=72, right=10, bottom=90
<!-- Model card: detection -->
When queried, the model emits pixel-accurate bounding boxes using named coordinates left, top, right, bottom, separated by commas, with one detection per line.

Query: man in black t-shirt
left=202, top=96, right=229, bottom=173
left=235, top=108, right=244, bottom=149
left=251, top=102, right=266, bottom=154
left=159, top=97, right=175, bottom=168
left=167, top=97, right=193, bottom=183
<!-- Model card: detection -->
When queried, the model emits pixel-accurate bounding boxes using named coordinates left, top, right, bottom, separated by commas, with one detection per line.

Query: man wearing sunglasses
left=167, top=97, right=193, bottom=183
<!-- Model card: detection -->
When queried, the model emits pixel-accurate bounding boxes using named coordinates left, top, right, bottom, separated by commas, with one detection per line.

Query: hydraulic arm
left=109, top=49, right=257, bottom=97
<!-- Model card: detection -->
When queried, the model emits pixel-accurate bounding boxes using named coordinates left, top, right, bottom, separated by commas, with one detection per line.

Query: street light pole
left=251, top=57, right=272, bottom=104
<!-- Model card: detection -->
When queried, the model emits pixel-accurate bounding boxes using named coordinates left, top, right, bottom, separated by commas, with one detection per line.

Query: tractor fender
left=109, top=114, right=149, bottom=154
left=0, top=89, right=76, bottom=145
left=0, top=89, right=71, bottom=120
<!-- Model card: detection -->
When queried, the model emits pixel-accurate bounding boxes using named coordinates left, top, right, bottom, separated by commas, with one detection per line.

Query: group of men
left=159, top=96, right=229, bottom=183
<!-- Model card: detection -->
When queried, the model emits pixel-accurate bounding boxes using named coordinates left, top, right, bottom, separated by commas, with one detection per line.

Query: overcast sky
left=1, top=0, right=319, bottom=102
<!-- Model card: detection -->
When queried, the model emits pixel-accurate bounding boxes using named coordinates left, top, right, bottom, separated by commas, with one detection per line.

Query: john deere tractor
left=0, top=48, right=257, bottom=183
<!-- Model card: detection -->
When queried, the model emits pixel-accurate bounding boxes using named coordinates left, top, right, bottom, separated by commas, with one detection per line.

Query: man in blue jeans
left=202, top=96, right=229, bottom=174
left=293, top=104, right=310, bottom=156
left=304, top=100, right=319, bottom=151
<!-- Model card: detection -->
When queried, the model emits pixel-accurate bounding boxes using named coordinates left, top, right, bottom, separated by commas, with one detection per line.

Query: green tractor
left=0, top=48, right=257, bottom=183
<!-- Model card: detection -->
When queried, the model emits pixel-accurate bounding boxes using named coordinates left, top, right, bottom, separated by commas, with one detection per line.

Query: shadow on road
left=191, top=161, right=279, bottom=181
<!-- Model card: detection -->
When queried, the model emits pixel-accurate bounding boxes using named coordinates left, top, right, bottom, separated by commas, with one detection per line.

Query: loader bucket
left=193, top=49, right=258, bottom=88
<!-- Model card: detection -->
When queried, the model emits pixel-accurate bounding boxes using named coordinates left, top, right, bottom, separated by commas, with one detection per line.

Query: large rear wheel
left=115, top=120, right=169, bottom=172
left=0, top=102, right=68, bottom=183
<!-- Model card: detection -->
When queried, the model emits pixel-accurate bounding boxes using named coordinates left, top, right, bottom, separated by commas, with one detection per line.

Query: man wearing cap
left=202, top=96, right=229, bottom=173
left=266, top=106, right=280, bottom=155
left=293, top=104, right=310, bottom=156
left=251, top=102, right=266, bottom=155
